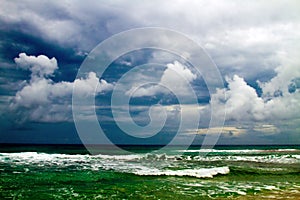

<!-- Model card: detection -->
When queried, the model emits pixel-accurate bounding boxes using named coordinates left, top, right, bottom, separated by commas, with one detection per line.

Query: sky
left=0, top=0, right=300, bottom=145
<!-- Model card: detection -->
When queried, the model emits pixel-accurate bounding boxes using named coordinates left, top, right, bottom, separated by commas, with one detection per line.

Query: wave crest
left=133, top=166, right=230, bottom=178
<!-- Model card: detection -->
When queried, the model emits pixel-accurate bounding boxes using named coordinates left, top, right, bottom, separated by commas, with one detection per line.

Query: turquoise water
left=0, top=145, right=300, bottom=199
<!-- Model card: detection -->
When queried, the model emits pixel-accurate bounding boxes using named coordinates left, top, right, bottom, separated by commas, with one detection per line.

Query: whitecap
left=132, top=166, right=230, bottom=178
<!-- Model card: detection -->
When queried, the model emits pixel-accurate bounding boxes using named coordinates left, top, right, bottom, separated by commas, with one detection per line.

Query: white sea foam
left=132, top=166, right=230, bottom=178
left=1, top=150, right=299, bottom=179
left=264, top=185, right=278, bottom=190
left=1, top=151, right=300, bottom=166
left=178, top=149, right=261, bottom=153
left=292, top=155, right=300, bottom=159
left=183, top=181, right=295, bottom=197
left=94, top=154, right=143, bottom=160
left=0, top=152, right=232, bottom=178
left=273, top=149, right=299, bottom=152
left=178, top=149, right=300, bottom=153
left=188, top=153, right=298, bottom=164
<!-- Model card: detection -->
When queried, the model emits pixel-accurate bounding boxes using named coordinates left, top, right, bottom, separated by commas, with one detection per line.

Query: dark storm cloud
left=0, top=0, right=141, bottom=51
left=0, top=24, right=84, bottom=80
left=0, top=0, right=299, bottom=144
left=0, top=28, right=83, bottom=64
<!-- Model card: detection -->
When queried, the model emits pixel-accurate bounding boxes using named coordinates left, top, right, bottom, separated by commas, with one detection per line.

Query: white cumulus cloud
left=212, top=75, right=265, bottom=121
left=126, top=61, right=197, bottom=97
left=210, top=50, right=300, bottom=123
left=14, top=53, right=58, bottom=79
left=10, top=53, right=114, bottom=123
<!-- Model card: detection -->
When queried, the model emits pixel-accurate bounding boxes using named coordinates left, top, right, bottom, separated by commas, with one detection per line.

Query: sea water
left=0, top=145, right=299, bottom=199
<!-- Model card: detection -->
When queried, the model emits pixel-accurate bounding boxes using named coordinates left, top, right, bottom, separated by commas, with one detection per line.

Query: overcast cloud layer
left=0, top=0, right=299, bottom=144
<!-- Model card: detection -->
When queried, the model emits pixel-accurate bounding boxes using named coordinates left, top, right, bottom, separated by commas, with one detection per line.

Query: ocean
left=0, top=145, right=299, bottom=199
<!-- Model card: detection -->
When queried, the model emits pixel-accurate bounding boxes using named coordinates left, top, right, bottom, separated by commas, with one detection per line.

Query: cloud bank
left=0, top=1, right=299, bottom=143
left=210, top=51, right=300, bottom=123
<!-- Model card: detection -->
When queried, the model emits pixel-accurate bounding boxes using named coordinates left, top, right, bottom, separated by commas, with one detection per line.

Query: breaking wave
left=1, top=149, right=299, bottom=178
left=132, top=166, right=230, bottom=178
left=0, top=152, right=229, bottom=178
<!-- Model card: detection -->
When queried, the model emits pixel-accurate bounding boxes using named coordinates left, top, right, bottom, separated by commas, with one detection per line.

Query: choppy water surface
left=0, top=145, right=299, bottom=199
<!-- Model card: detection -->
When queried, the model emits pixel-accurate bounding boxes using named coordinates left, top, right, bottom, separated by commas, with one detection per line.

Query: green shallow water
left=0, top=145, right=299, bottom=199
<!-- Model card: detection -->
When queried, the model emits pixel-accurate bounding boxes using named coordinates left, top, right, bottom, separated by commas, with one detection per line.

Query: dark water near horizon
left=0, top=145, right=300, bottom=199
